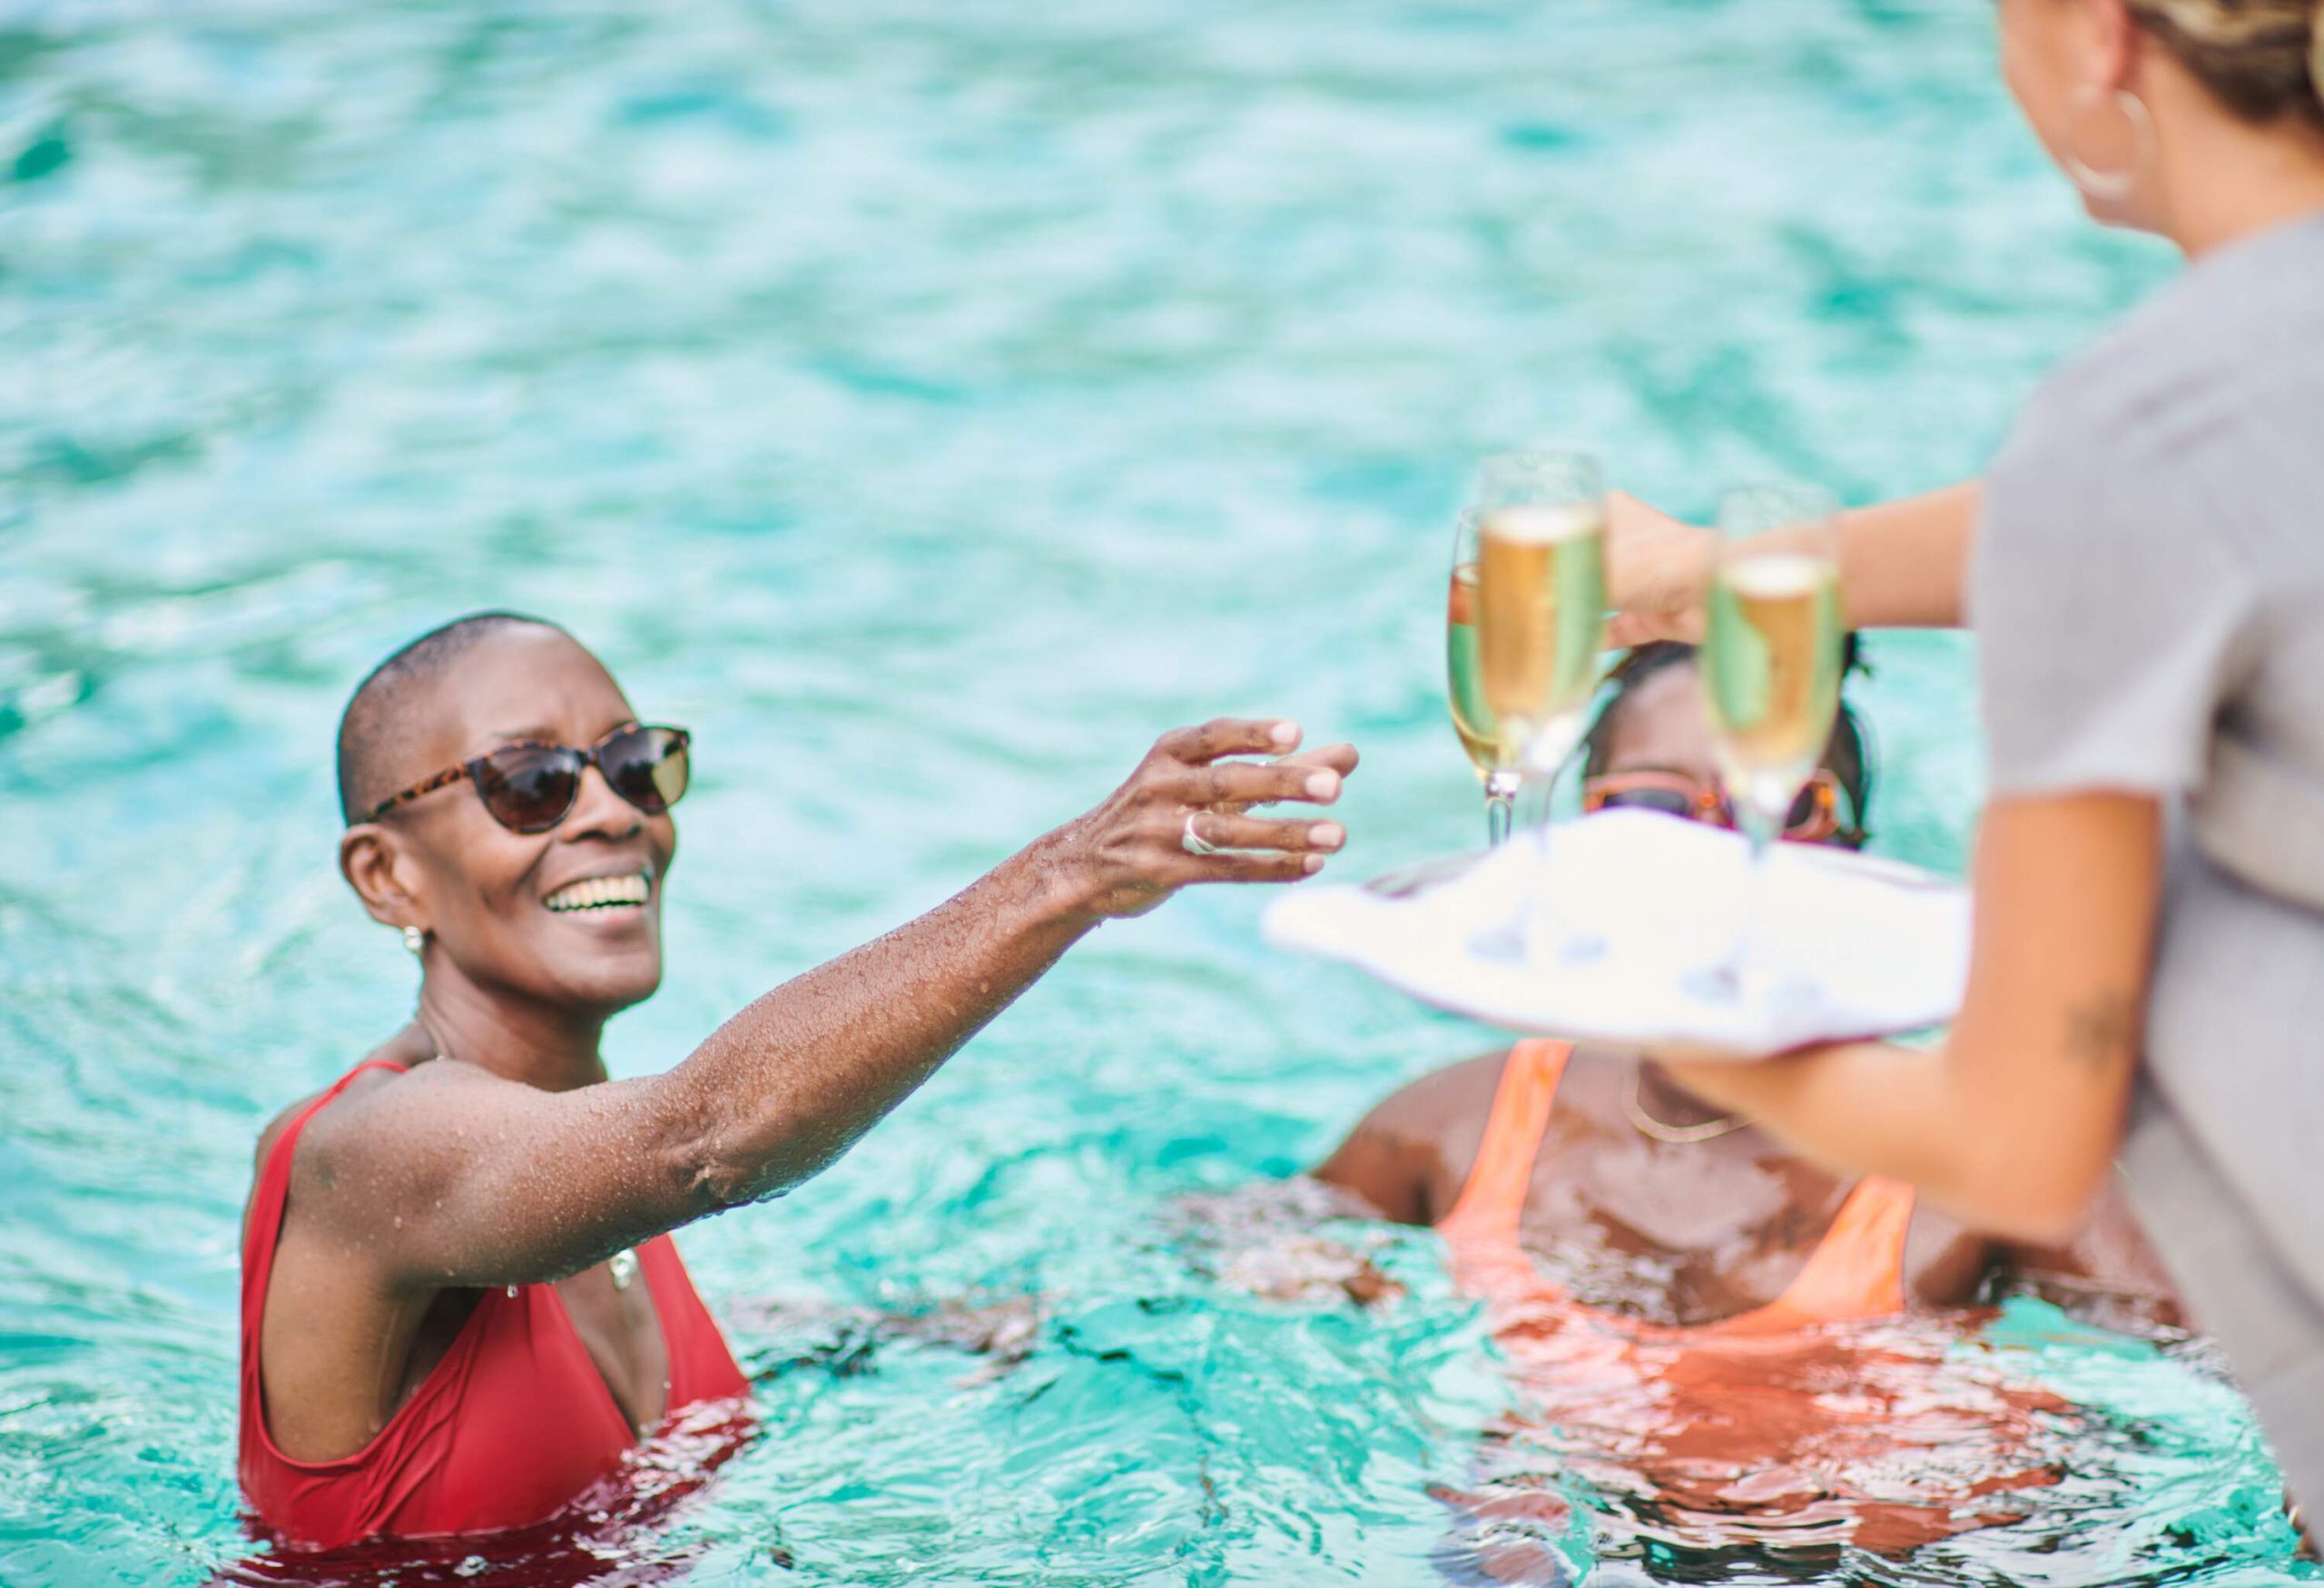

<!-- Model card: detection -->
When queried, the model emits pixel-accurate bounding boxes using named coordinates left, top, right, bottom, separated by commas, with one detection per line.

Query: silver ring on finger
left=1180, top=811, right=1221, bottom=856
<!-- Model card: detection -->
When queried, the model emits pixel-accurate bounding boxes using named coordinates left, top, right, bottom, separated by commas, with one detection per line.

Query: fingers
left=1277, top=742, right=1360, bottom=778
left=1163, top=809, right=1344, bottom=892
left=1173, top=849, right=1324, bottom=885
left=1195, top=743, right=1360, bottom=816
left=1178, top=811, right=1345, bottom=856
left=1167, top=758, right=1343, bottom=810
left=1111, top=724, right=1356, bottom=902
left=1154, top=717, right=1302, bottom=765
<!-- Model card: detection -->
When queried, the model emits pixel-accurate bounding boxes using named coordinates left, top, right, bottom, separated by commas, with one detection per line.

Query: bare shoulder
left=1355, top=1051, right=1509, bottom=1141
left=243, top=1056, right=414, bottom=1238
left=1315, top=1051, right=1512, bottom=1226
left=265, top=1046, right=469, bottom=1207
left=1348, top=1041, right=1649, bottom=1151
left=251, top=1094, right=317, bottom=1180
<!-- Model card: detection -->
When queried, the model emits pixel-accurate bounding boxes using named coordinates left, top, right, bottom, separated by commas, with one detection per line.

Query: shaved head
left=333, top=613, right=675, bottom=1016
left=337, top=613, right=566, bottom=824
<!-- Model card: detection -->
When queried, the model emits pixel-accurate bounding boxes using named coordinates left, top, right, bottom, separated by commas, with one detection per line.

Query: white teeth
left=545, top=872, right=652, bottom=912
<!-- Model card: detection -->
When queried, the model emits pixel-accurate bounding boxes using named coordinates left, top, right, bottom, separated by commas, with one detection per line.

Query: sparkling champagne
left=1446, top=563, right=1521, bottom=777
left=1476, top=504, right=1606, bottom=765
left=1704, top=551, right=1842, bottom=817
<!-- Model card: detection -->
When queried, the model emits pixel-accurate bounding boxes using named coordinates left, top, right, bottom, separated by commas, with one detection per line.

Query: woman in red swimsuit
left=240, top=611, right=1356, bottom=1550
left=1317, top=643, right=2180, bottom=1577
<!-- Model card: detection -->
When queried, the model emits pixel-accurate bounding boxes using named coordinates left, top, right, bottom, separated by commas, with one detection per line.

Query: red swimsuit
left=238, top=1060, right=750, bottom=1549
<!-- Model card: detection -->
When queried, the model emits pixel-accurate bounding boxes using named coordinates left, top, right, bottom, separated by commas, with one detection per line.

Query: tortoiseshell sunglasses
left=1581, top=766, right=1863, bottom=848
left=363, top=725, right=690, bottom=834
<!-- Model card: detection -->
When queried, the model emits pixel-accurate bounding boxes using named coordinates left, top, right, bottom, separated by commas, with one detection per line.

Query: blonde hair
left=2125, top=0, right=2324, bottom=124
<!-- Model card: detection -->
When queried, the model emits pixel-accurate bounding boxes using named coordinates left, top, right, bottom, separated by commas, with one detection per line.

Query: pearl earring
left=402, top=924, right=426, bottom=957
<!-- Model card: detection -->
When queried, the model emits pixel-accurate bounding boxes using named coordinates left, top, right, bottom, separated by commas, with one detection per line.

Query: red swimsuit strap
left=1434, top=1041, right=1913, bottom=1327
left=240, top=1060, right=412, bottom=1332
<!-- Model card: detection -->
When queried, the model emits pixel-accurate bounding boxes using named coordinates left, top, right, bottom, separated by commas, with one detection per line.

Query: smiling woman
left=238, top=610, right=1357, bottom=1550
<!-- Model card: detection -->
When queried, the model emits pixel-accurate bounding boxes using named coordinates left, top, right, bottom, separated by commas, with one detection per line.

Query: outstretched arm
left=303, top=721, right=1360, bottom=1292
left=1606, top=481, right=1980, bottom=646
left=1656, top=792, right=2161, bottom=1245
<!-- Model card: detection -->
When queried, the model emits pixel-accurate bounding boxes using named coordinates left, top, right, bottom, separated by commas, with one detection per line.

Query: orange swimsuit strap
left=1437, top=1039, right=1914, bottom=1329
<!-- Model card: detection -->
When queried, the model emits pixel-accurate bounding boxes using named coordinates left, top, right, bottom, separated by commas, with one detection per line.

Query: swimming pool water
left=1, top=1, right=2314, bottom=1582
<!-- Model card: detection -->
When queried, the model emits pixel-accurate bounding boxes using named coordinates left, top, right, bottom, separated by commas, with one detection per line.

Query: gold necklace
left=1622, top=1067, right=1748, bottom=1145
left=416, top=1013, right=638, bottom=1292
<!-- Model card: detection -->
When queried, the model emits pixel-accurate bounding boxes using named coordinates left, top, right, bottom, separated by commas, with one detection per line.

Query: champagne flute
left=1473, top=450, right=1607, bottom=779
left=1447, top=509, right=1524, bottom=845
left=1472, top=449, right=1608, bottom=955
left=1699, top=483, right=1844, bottom=1001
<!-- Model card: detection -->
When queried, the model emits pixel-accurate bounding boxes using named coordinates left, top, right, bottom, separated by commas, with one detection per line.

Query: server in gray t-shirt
left=1976, top=210, right=2324, bottom=1514
left=1614, top=0, right=2324, bottom=1529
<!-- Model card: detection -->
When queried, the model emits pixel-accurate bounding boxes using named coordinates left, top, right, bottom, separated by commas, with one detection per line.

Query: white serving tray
left=1263, top=809, right=1968, bottom=1059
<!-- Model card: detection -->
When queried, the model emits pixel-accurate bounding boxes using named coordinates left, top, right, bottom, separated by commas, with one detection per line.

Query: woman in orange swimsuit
left=1317, top=643, right=2180, bottom=1577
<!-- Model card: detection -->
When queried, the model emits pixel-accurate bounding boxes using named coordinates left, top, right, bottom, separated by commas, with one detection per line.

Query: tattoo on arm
left=2063, top=993, right=2138, bottom=1075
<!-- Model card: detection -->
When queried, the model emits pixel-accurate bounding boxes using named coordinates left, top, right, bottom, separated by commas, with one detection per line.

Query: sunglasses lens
left=475, top=748, right=583, bottom=833
left=603, top=727, right=688, bottom=815
left=1786, top=787, right=1820, bottom=831
left=1600, top=787, right=1699, bottom=821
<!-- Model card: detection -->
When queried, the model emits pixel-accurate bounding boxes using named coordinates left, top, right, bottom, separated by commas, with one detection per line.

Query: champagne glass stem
left=1483, top=770, right=1521, bottom=848
left=1723, top=806, right=1779, bottom=997
left=1522, top=716, right=1605, bottom=964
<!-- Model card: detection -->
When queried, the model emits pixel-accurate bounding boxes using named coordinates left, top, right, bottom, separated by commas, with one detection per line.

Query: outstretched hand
left=1046, top=717, right=1359, bottom=921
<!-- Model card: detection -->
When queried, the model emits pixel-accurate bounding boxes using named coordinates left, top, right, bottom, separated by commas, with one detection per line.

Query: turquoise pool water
left=1, top=1, right=2313, bottom=1582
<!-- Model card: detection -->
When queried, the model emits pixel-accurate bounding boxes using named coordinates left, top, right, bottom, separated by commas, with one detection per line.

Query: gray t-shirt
left=1972, top=210, right=2324, bottom=1506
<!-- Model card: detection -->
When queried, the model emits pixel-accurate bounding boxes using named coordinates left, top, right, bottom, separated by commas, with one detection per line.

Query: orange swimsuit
left=1438, top=1039, right=1916, bottom=1332
left=1430, top=1040, right=2063, bottom=1571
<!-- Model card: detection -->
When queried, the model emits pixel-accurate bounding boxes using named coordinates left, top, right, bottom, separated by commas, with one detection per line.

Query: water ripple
left=1, top=1, right=2304, bottom=1583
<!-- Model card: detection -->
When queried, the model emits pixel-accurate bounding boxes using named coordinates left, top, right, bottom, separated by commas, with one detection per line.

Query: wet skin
left=1316, top=662, right=2181, bottom=1330
left=1316, top=662, right=2180, bottom=1563
left=251, top=625, right=1358, bottom=1463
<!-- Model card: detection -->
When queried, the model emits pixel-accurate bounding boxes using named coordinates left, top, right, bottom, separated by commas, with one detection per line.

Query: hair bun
left=2130, top=0, right=2324, bottom=123
left=2313, top=0, right=2324, bottom=105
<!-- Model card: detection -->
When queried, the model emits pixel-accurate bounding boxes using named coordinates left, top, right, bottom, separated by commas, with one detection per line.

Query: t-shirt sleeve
left=1971, top=390, right=2258, bottom=799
